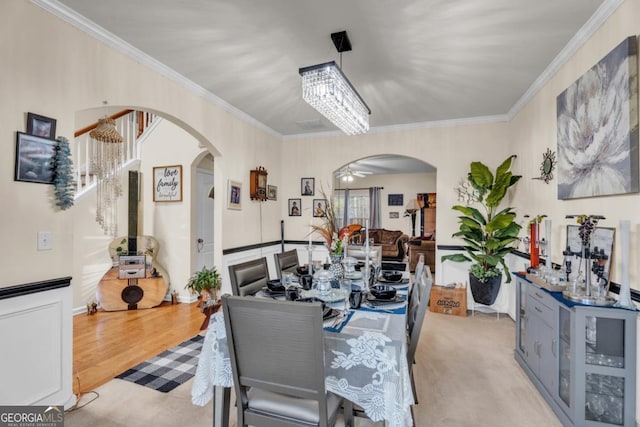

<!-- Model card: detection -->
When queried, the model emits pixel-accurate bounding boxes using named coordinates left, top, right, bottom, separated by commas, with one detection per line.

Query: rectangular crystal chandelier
left=299, top=61, right=371, bottom=135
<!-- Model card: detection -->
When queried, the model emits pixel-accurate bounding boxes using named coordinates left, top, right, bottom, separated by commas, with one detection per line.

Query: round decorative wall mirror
left=534, top=148, right=556, bottom=184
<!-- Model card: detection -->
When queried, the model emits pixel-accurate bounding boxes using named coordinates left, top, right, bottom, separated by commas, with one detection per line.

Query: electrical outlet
left=37, top=231, right=53, bottom=251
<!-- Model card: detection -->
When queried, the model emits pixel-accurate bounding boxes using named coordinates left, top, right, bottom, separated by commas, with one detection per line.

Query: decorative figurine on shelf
left=563, top=214, right=614, bottom=306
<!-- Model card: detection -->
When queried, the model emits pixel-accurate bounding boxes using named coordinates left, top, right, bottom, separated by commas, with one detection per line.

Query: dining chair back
left=407, top=255, right=425, bottom=333
left=222, top=295, right=342, bottom=427
left=407, top=264, right=433, bottom=405
left=274, top=249, right=299, bottom=280
left=228, top=257, right=269, bottom=296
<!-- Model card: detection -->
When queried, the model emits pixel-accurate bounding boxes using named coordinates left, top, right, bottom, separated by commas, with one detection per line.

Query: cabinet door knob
left=552, top=339, right=557, bottom=357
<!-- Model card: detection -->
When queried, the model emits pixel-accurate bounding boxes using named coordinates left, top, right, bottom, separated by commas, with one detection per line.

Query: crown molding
left=507, top=0, right=625, bottom=119
left=31, top=0, right=282, bottom=140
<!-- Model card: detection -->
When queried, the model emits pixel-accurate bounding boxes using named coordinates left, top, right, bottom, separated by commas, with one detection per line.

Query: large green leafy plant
left=442, top=155, right=522, bottom=283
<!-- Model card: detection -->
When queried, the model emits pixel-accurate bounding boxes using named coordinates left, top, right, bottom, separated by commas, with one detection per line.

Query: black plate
left=296, top=297, right=336, bottom=320
left=370, top=284, right=397, bottom=300
left=377, top=277, right=410, bottom=285
left=380, top=271, right=404, bottom=282
left=261, top=286, right=285, bottom=296
left=365, top=294, right=405, bottom=306
left=266, top=279, right=285, bottom=292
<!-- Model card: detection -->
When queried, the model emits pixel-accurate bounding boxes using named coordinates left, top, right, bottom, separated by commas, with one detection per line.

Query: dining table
left=191, top=272, right=414, bottom=427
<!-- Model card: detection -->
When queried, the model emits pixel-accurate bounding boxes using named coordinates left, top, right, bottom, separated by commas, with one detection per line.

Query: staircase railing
left=74, top=110, right=159, bottom=198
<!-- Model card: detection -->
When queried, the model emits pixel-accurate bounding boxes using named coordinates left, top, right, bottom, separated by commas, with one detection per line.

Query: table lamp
left=404, top=199, right=419, bottom=237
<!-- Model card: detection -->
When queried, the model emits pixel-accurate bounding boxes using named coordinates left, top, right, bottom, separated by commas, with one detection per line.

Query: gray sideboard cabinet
left=515, top=274, right=637, bottom=426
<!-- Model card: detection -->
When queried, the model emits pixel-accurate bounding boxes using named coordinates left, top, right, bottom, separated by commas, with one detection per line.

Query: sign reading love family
left=153, top=165, right=183, bottom=202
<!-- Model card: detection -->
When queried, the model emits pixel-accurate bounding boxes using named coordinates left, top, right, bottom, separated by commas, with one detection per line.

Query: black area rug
left=381, top=262, right=406, bottom=272
left=116, top=334, right=204, bottom=393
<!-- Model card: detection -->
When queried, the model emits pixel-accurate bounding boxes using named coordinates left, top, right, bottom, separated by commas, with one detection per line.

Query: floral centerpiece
left=311, top=189, right=343, bottom=255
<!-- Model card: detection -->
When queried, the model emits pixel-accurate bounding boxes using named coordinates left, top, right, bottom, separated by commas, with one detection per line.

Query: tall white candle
left=618, top=220, right=633, bottom=307
left=365, top=219, right=369, bottom=249
left=545, top=219, right=552, bottom=269
left=364, top=219, right=370, bottom=290
left=309, top=222, right=313, bottom=246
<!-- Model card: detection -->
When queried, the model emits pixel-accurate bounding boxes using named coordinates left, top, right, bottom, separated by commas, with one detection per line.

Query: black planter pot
left=469, top=274, right=502, bottom=305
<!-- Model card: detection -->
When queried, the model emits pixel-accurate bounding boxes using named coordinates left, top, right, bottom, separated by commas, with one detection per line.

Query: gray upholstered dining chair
left=228, top=257, right=269, bottom=296
left=407, top=255, right=425, bottom=333
left=222, top=295, right=345, bottom=427
left=274, top=249, right=299, bottom=280
left=407, top=264, right=433, bottom=405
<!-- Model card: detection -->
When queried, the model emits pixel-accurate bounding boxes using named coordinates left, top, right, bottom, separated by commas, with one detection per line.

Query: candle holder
left=306, top=244, right=314, bottom=275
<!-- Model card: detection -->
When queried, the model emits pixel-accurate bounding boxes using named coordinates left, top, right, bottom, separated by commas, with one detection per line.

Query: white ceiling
left=51, top=0, right=613, bottom=138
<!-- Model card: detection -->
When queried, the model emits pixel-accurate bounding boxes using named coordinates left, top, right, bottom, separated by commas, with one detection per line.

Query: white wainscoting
left=0, top=284, right=75, bottom=409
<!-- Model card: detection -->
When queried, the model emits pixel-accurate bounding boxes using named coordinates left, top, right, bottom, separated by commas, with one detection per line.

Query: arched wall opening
left=71, top=106, right=221, bottom=309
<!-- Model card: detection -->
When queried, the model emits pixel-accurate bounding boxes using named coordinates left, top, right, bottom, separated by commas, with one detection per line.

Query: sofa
left=408, top=235, right=436, bottom=273
left=351, top=228, right=409, bottom=261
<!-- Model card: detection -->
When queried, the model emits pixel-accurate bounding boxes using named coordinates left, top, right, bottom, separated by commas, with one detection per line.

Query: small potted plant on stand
left=185, top=266, right=221, bottom=308
left=442, top=155, right=522, bottom=305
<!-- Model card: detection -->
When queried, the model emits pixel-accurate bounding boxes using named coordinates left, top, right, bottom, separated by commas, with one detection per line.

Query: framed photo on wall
left=14, top=132, right=56, bottom=184
left=289, top=198, right=301, bottom=216
left=153, top=165, right=182, bottom=202
left=388, top=194, right=403, bottom=206
left=301, top=178, right=315, bottom=196
left=313, top=199, right=327, bottom=217
left=267, top=185, right=277, bottom=200
left=227, top=180, right=242, bottom=210
left=26, top=113, right=56, bottom=139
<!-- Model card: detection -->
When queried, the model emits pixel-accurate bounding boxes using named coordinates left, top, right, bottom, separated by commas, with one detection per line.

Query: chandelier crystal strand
left=300, top=62, right=370, bottom=135
left=90, top=117, right=123, bottom=237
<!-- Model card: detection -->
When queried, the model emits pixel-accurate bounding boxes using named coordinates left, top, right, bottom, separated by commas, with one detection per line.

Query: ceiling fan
left=336, top=165, right=372, bottom=182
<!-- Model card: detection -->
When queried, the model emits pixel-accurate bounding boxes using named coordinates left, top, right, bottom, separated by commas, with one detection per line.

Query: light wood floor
left=72, top=301, right=204, bottom=395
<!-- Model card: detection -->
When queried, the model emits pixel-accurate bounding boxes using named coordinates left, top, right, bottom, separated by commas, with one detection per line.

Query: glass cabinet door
left=518, top=280, right=527, bottom=353
left=583, top=315, right=627, bottom=425
left=558, top=306, right=571, bottom=408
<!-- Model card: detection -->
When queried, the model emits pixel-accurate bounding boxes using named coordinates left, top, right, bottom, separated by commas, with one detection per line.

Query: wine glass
left=339, top=279, right=352, bottom=312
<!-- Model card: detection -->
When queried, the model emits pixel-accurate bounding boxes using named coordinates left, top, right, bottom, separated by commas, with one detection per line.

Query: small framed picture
left=153, top=165, right=182, bottom=202
left=26, top=113, right=56, bottom=139
left=388, top=194, right=404, bottom=206
left=389, top=211, right=400, bottom=219
left=227, top=180, right=242, bottom=210
left=301, top=177, right=315, bottom=196
left=267, top=185, right=277, bottom=201
left=313, top=199, right=327, bottom=217
left=289, top=198, right=301, bottom=216
left=14, top=132, right=56, bottom=184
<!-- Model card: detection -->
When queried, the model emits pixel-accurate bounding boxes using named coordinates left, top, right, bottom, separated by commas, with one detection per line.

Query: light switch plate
left=37, top=231, right=52, bottom=251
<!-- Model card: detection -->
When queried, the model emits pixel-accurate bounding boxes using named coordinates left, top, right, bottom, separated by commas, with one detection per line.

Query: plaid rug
left=116, top=334, right=204, bottom=393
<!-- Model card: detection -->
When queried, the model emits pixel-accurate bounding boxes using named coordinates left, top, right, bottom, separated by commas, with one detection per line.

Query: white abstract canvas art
left=557, top=36, right=638, bottom=200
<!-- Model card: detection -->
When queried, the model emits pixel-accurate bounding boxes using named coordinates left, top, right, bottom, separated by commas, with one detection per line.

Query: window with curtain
left=333, top=189, right=369, bottom=229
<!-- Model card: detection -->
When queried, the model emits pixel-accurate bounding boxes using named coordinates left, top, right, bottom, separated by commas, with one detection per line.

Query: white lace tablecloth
left=191, top=308, right=414, bottom=426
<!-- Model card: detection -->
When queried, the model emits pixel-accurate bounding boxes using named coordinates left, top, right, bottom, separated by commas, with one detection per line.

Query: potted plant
left=185, top=266, right=221, bottom=306
left=442, top=155, right=522, bottom=305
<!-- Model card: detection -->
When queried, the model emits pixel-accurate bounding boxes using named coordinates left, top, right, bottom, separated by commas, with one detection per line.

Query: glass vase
left=329, top=253, right=344, bottom=279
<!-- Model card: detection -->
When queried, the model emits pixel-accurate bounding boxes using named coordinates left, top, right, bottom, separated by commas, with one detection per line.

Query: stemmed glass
left=339, top=279, right=352, bottom=312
